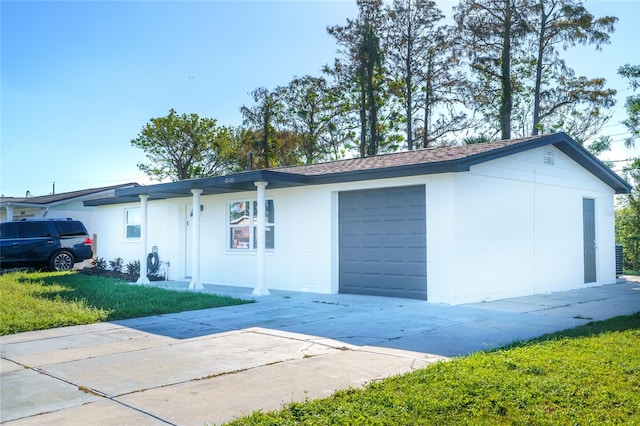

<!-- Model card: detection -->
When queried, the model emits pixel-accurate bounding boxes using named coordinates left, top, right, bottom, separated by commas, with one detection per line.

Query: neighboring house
left=85, top=133, right=630, bottom=304
left=1, top=184, right=139, bottom=244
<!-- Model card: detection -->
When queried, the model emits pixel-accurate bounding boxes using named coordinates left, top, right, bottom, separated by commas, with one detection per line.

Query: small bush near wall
left=92, top=257, right=107, bottom=271
left=126, top=260, right=140, bottom=276
left=81, top=257, right=162, bottom=281
left=109, top=257, right=124, bottom=273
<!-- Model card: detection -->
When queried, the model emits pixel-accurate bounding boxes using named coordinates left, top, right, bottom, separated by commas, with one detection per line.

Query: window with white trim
left=125, top=208, right=141, bottom=239
left=229, top=200, right=275, bottom=250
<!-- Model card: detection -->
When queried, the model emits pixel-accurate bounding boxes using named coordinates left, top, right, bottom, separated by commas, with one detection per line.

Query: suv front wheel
left=49, top=250, right=75, bottom=271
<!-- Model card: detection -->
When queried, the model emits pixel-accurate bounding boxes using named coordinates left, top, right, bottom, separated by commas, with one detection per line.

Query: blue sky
left=1, top=0, right=638, bottom=197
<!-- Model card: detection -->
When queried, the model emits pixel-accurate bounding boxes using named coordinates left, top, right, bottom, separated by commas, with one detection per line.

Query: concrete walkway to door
left=1, top=279, right=639, bottom=425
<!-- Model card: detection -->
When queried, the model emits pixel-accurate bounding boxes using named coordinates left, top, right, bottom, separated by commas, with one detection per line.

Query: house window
left=125, top=208, right=141, bottom=239
left=229, top=200, right=275, bottom=250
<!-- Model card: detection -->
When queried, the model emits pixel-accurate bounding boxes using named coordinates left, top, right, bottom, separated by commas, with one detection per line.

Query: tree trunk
left=500, top=0, right=513, bottom=140
left=406, top=9, right=414, bottom=151
left=423, top=60, right=433, bottom=148
left=532, top=3, right=546, bottom=136
left=367, top=63, right=377, bottom=156
left=262, top=108, right=270, bottom=168
left=359, top=65, right=367, bottom=158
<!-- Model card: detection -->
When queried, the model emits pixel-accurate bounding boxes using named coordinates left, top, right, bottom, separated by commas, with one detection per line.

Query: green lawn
left=0, top=271, right=252, bottom=335
left=227, top=313, right=640, bottom=425
left=3, top=271, right=638, bottom=424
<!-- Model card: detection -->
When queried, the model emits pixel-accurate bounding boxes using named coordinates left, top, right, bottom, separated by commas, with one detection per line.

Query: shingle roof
left=273, top=135, right=545, bottom=176
left=0, top=183, right=139, bottom=205
left=85, top=132, right=630, bottom=206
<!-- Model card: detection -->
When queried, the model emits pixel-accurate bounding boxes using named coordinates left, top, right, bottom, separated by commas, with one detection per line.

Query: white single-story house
left=86, top=133, right=630, bottom=304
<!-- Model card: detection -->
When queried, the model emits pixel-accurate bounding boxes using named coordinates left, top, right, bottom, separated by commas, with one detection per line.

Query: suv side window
left=20, top=222, right=51, bottom=238
left=0, top=222, right=20, bottom=239
left=53, top=221, right=87, bottom=237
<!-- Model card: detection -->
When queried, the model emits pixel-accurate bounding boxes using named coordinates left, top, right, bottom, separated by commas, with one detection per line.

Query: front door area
left=583, top=198, right=596, bottom=283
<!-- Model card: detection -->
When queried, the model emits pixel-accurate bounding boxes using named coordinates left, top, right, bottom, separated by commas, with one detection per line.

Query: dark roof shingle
left=86, top=133, right=630, bottom=206
left=272, top=135, right=546, bottom=176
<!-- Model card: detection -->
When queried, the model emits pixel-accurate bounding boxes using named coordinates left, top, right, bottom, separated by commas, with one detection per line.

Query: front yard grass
left=228, top=313, right=640, bottom=425
left=3, top=271, right=638, bottom=424
left=0, top=271, right=252, bottom=335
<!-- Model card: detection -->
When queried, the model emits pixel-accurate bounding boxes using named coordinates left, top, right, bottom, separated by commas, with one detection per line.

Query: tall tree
left=327, top=0, right=386, bottom=157
left=278, top=76, right=347, bottom=164
left=616, top=158, right=640, bottom=272
left=131, top=109, right=237, bottom=181
left=384, top=0, right=441, bottom=149
left=240, top=87, right=283, bottom=169
left=613, top=65, right=640, bottom=272
left=528, top=0, right=617, bottom=135
left=385, top=0, right=476, bottom=148
left=454, top=0, right=531, bottom=140
left=235, top=127, right=302, bottom=170
left=618, top=64, right=640, bottom=147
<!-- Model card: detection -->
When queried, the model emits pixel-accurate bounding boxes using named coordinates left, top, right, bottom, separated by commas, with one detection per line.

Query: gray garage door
left=339, top=185, right=427, bottom=300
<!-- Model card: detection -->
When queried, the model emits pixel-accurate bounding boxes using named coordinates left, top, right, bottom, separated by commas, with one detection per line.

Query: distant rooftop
left=1, top=183, right=139, bottom=206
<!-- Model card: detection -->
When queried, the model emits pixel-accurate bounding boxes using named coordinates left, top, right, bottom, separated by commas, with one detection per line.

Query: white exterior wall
left=95, top=202, right=142, bottom=263
left=94, top=144, right=617, bottom=303
left=426, top=145, right=616, bottom=304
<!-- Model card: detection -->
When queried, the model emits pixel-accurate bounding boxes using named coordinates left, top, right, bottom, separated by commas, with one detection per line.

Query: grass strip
left=0, top=271, right=252, bottom=335
left=227, top=313, right=640, bottom=425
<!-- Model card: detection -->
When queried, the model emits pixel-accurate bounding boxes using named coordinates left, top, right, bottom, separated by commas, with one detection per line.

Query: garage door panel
left=385, top=248, right=425, bottom=262
left=339, top=185, right=427, bottom=300
left=362, top=193, right=384, bottom=210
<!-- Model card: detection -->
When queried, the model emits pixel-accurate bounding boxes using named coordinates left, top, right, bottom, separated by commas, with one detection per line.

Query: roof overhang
left=0, top=201, right=47, bottom=209
left=84, top=133, right=631, bottom=207
left=85, top=170, right=309, bottom=206
left=283, top=133, right=631, bottom=194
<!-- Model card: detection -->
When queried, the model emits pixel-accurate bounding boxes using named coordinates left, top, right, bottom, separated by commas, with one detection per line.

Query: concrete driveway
left=2, top=279, right=639, bottom=425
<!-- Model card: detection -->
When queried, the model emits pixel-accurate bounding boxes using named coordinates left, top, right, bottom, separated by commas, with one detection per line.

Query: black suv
left=0, top=218, right=93, bottom=271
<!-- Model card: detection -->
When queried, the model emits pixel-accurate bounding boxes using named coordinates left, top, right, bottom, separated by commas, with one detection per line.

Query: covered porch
left=86, top=170, right=308, bottom=295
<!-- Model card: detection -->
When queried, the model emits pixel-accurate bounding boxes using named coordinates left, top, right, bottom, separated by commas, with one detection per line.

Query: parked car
left=0, top=218, right=93, bottom=271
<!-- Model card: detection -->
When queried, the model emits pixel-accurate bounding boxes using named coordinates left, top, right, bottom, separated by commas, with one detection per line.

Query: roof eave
left=86, top=170, right=309, bottom=206
left=0, top=201, right=47, bottom=208
left=457, top=133, right=631, bottom=194
left=84, top=133, right=631, bottom=207
left=306, top=161, right=466, bottom=185
left=552, top=140, right=632, bottom=194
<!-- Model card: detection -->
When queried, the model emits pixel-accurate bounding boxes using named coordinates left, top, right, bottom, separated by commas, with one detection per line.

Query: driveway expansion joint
left=4, top=360, right=180, bottom=425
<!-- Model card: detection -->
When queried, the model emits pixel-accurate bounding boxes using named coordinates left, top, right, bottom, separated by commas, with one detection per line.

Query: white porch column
left=188, top=189, right=204, bottom=290
left=136, top=194, right=150, bottom=285
left=5, top=204, right=14, bottom=221
left=253, top=181, right=270, bottom=296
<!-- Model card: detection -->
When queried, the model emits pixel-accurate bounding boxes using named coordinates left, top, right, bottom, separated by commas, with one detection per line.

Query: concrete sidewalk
left=1, top=279, right=639, bottom=425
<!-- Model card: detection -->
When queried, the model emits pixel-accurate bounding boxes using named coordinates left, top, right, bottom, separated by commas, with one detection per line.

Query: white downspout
left=253, top=181, right=270, bottom=296
left=136, top=194, right=150, bottom=285
left=189, top=189, right=203, bottom=290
